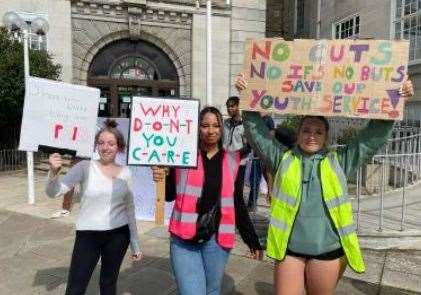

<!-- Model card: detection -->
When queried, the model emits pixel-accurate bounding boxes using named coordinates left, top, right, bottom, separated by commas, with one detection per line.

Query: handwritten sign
left=19, top=77, right=100, bottom=157
left=240, top=39, right=410, bottom=120
left=128, top=97, right=199, bottom=167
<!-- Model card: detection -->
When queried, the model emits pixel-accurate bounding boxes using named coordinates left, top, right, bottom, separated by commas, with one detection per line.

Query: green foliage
left=0, top=27, right=61, bottom=128
left=337, top=127, right=358, bottom=145
left=277, top=115, right=301, bottom=130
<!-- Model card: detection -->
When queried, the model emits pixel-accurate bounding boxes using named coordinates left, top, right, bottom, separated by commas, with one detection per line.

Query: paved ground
left=1, top=170, right=421, bottom=294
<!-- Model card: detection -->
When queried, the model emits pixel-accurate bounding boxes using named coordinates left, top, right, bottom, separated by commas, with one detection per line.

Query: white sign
left=19, top=77, right=100, bottom=157
left=128, top=97, right=199, bottom=167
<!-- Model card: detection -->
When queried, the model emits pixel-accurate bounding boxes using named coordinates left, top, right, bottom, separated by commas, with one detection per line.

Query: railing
left=0, top=149, right=27, bottom=171
left=0, top=150, right=48, bottom=172
left=353, top=150, right=421, bottom=233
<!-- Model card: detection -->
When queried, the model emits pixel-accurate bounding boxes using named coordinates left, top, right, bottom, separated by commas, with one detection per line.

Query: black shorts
left=285, top=248, right=344, bottom=260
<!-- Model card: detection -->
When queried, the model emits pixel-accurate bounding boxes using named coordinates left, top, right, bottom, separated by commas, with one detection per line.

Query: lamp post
left=206, top=0, right=212, bottom=106
left=205, top=0, right=231, bottom=106
left=3, top=11, right=49, bottom=204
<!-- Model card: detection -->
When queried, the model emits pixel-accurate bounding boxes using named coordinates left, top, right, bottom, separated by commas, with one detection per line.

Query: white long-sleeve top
left=45, top=160, right=141, bottom=254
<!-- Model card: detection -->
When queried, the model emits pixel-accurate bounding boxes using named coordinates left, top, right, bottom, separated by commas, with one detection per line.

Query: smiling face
left=96, top=131, right=119, bottom=163
left=297, top=117, right=328, bottom=155
left=199, top=112, right=222, bottom=148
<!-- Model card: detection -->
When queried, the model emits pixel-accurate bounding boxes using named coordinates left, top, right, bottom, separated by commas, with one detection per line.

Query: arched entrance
left=88, top=39, right=179, bottom=117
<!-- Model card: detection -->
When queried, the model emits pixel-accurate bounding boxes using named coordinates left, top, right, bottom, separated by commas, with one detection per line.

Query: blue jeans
left=248, top=158, right=262, bottom=209
left=170, top=235, right=230, bottom=295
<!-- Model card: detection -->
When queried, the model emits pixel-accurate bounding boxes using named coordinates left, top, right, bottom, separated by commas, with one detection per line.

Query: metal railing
left=0, top=150, right=48, bottom=172
left=0, top=149, right=27, bottom=171
left=353, top=149, right=421, bottom=233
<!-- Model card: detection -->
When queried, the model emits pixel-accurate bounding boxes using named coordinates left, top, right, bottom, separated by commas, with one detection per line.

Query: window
left=295, top=0, right=305, bottom=36
left=394, top=0, right=421, bottom=61
left=9, top=13, right=48, bottom=51
left=110, top=56, right=160, bottom=80
left=333, top=15, right=360, bottom=39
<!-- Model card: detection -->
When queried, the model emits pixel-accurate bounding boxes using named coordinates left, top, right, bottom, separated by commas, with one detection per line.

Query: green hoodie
left=243, top=111, right=394, bottom=255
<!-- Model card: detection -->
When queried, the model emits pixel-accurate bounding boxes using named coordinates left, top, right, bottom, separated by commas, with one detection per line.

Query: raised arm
left=242, top=111, right=287, bottom=174
left=338, top=78, right=414, bottom=177
left=337, top=120, right=394, bottom=178
left=45, top=156, right=87, bottom=198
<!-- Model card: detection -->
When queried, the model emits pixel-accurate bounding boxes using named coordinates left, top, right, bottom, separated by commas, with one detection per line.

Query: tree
left=0, top=27, right=61, bottom=147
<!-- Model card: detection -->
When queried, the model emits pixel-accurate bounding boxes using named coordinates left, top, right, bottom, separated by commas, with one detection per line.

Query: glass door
left=118, top=86, right=153, bottom=118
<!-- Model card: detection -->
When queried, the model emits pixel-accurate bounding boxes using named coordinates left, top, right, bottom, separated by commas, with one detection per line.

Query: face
left=226, top=102, right=239, bottom=118
left=97, top=131, right=119, bottom=163
left=200, top=112, right=222, bottom=147
left=297, top=118, right=327, bottom=155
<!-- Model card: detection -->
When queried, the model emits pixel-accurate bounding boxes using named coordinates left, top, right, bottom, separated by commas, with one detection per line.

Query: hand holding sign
left=48, top=153, right=63, bottom=176
left=151, top=166, right=168, bottom=182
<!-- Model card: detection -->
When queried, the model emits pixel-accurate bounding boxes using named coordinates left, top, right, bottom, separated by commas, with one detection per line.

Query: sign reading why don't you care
left=240, top=38, right=410, bottom=120
left=128, top=97, right=199, bottom=167
left=19, top=77, right=100, bottom=157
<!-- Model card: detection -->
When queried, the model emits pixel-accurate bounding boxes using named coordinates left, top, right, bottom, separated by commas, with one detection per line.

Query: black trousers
left=65, top=225, right=130, bottom=295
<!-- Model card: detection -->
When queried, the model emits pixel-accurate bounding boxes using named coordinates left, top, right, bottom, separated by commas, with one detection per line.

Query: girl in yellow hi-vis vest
left=235, top=75, right=413, bottom=295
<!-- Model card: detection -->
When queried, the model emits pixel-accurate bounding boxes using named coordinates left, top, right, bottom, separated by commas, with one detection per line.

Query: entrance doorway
left=88, top=39, right=179, bottom=117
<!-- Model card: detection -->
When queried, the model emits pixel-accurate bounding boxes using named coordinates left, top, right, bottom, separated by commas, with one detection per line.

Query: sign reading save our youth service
left=240, top=38, right=410, bottom=120
left=128, top=97, right=199, bottom=167
left=19, top=77, right=100, bottom=157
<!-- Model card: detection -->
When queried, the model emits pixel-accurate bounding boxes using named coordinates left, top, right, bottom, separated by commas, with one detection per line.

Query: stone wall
left=71, top=0, right=192, bottom=97
left=229, top=0, right=266, bottom=97
left=319, top=0, right=392, bottom=39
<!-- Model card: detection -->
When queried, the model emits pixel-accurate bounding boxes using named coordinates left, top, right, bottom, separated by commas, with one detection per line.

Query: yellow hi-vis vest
left=267, top=150, right=365, bottom=273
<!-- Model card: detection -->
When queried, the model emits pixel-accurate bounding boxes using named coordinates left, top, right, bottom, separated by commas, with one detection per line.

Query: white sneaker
left=50, top=209, right=70, bottom=218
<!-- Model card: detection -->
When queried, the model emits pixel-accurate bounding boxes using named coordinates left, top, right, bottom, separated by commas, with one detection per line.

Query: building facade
left=267, top=0, right=421, bottom=120
left=1, top=0, right=266, bottom=116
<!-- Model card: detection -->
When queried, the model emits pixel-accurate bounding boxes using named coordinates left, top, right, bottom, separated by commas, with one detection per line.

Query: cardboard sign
left=128, top=97, right=199, bottom=167
left=240, top=39, right=410, bottom=120
left=19, top=77, right=100, bottom=157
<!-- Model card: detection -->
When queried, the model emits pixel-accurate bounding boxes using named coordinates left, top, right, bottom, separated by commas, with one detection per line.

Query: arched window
left=88, top=39, right=179, bottom=117
left=109, top=55, right=160, bottom=80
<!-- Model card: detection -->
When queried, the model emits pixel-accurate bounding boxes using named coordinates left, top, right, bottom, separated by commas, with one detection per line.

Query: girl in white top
left=46, top=119, right=141, bottom=295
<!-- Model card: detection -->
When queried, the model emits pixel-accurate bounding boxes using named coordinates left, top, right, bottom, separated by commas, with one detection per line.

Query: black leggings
left=65, top=225, right=130, bottom=295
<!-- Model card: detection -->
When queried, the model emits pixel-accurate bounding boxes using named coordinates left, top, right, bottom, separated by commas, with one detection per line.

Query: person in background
left=236, top=73, right=414, bottom=295
left=223, top=96, right=249, bottom=214
left=247, top=112, right=275, bottom=210
left=152, top=106, right=263, bottom=295
left=46, top=119, right=142, bottom=295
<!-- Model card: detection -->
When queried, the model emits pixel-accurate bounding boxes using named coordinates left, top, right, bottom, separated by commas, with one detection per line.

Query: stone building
left=1, top=0, right=267, bottom=116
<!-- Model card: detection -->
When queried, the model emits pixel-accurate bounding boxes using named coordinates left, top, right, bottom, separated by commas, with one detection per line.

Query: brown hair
left=94, top=119, right=126, bottom=152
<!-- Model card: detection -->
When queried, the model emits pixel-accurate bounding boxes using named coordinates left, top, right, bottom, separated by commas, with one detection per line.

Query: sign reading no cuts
left=128, top=97, right=199, bottom=167
left=240, top=38, right=410, bottom=120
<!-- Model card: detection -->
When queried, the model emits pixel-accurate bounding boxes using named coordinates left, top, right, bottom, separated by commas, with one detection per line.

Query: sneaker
left=50, top=209, right=70, bottom=218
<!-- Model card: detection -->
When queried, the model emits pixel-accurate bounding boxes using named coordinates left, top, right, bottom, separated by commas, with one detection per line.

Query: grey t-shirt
left=45, top=160, right=141, bottom=254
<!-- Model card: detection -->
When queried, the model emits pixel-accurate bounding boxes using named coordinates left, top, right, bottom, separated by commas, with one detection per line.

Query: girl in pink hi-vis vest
left=152, top=107, right=263, bottom=295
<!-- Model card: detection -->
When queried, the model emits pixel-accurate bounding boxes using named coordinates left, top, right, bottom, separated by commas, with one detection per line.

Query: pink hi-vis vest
left=169, top=151, right=240, bottom=249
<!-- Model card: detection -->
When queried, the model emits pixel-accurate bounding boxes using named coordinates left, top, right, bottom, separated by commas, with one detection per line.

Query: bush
left=0, top=27, right=61, bottom=147
left=336, top=127, right=358, bottom=145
